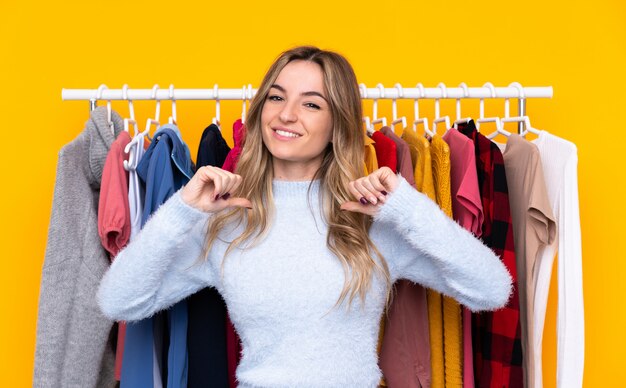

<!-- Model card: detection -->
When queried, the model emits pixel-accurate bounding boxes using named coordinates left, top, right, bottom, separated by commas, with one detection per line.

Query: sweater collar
left=87, top=106, right=124, bottom=186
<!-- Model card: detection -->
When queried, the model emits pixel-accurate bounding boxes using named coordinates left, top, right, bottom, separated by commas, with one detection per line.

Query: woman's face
left=261, top=60, right=333, bottom=180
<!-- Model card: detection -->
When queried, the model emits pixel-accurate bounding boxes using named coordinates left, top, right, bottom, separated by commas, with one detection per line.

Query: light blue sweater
left=97, top=177, right=512, bottom=387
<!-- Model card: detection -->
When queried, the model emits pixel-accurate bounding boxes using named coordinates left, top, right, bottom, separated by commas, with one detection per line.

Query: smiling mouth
left=274, top=129, right=301, bottom=138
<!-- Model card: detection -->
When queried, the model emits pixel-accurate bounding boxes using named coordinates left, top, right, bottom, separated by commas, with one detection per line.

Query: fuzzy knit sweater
left=97, top=176, right=512, bottom=388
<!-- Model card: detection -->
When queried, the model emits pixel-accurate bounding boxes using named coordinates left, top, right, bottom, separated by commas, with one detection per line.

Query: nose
left=279, top=101, right=298, bottom=123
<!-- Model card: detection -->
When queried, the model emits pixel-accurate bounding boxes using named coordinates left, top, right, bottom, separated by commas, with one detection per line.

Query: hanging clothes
left=380, top=127, right=416, bottom=188
left=34, top=106, right=123, bottom=388
left=443, top=127, right=484, bottom=388
left=404, top=129, right=445, bottom=388
left=429, top=133, right=458, bottom=388
left=122, top=124, right=194, bottom=388
left=196, top=123, right=231, bottom=169
left=457, top=120, right=523, bottom=388
left=221, top=119, right=245, bottom=388
left=401, top=129, right=435, bottom=198
left=441, top=129, right=484, bottom=235
left=222, top=119, right=245, bottom=172
left=498, top=134, right=556, bottom=388
left=125, top=133, right=163, bottom=388
left=97, top=130, right=132, bottom=381
left=370, top=130, right=395, bottom=388
left=381, top=128, right=434, bottom=387
left=364, top=135, right=378, bottom=174
left=531, top=131, right=583, bottom=388
left=187, top=124, right=230, bottom=388
left=376, top=127, right=431, bottom=388
left=371, top=129, right=397, bottom=172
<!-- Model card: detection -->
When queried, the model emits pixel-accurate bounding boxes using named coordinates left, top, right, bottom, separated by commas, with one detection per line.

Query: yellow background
left=1, top=0, right=624, bottom=386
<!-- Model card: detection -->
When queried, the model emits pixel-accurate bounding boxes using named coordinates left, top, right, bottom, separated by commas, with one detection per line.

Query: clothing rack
left=61, top=83, right=553, bottom=133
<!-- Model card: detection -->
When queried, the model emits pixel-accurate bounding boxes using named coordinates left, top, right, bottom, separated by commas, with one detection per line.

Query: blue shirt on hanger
left=121, top=125, right=194, bottom=388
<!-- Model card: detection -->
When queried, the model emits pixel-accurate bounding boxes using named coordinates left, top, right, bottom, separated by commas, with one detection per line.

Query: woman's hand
left=181, top=166, right=252, bottom=213
left=340, top=167, right=399, bottom=216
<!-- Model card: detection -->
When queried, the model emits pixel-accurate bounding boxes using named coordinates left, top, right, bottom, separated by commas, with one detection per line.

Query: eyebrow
left=270, top=84, right=328, bottom=102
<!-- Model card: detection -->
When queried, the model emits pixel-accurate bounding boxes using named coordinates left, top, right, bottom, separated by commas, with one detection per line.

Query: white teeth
left=275, top=129, right=300, bottom=138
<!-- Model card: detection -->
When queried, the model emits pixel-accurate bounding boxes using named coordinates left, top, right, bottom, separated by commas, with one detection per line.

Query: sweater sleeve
left=557, top=147, right=584, bottom=388
left=371, top=177, right=513, bottom=312
left=97, top=190, right=216, bottom=322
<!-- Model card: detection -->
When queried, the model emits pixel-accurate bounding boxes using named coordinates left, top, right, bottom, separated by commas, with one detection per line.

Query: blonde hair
left=204, top=46, right=391, bottom=306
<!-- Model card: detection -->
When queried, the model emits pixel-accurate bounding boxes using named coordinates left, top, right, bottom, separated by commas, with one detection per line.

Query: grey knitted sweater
left=98, top=177, right=512, bottom=387
left=34, top=107, right=123, bottom=388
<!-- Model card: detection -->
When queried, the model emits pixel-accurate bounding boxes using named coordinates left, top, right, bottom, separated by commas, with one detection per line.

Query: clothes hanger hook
left=480, top=82, right=496, bottom=120
left=359, top=83, right=368, bottom=99
left=169, top=84, right=177, bottom=124
left=394, top=83, right=404, bottom=99
left=456, top=82, right=469, bottom=120
left=390, top=83, right=406, bottom=129
left=413, top=83, right=423, bottom=126
left=434, top=82, right=447, bottom=119
left=376, top=83, right=385, bottom=99
left=413, top=83, right=432, bottom=135
left=508, top=82, right=525, bottom=99
left=372, top=83, right=385, bottom=121
left=508, top=82, right=528, bottom=134
left=96, top=84, right=107, bottom=101
left=212, top=83, right=220, bottom=125
left=392, top=83, right=403, bottom=121
left=122, top=84, right=134, bottom=121
left=241, top=85, right=247, bottom=124
left=122, top=84, right=139, bottom=134
left=416, top=83, right=426, bottom=98
left=459, top=82, right=469, bottom=97
left=151, top=84, right=161, bottom=123
left=437, top=82, right=448, bottom=99
left=96, top=84, right=114, bottom=133
left=483, top=82, right=496, bottom=98
left=505, top=82, right=523, bottom=119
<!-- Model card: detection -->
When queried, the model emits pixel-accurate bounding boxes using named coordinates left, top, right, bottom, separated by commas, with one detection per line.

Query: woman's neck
left=272, top=158, right=322, bottom=181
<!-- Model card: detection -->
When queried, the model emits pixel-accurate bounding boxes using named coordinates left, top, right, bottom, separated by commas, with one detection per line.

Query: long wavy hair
left=203, top=46, right=390, bottom=307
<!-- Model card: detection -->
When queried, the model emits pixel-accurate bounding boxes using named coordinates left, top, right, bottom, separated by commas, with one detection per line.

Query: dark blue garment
left=187, top=124, right=230, bottom=388
left=121, top=125, right=194, bottom=388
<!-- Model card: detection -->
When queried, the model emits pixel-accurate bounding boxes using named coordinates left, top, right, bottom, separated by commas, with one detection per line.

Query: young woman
left=97, top=46, right=512, bottom=387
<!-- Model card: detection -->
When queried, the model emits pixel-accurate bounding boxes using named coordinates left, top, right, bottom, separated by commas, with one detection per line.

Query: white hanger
left=453, top=82, right=472, bottom=129
left=474, top=82, right=507, bottom=139
left=478, top=82, right=510, bottom=139
left=501, top=116, right=538, bottom=138
left=484, top=118, right=510, bottom=140
left=123, top=85, right=161, bottom=171
left=248, top=84, right=253, bottom=119
left=370, top=83, right=388, bottom=133
left=390, top=83, right=407, bottom=132
left=143, top=84, right=161, bottom=140
left=362, top=116, right=373, bottom=135
left=240, top=84, right=253, bottom=125
left=96, top=84, right=114, bottom=135
left=212, top=84, right=220, bottom=126
left=122, top=84, right=139, bottom=135
left=432, top=82, right=451, bottom=134
left=240, top=85, right=247, bottom=124
left=504, top=82, right=541, bottom=138
left=359, top=84, right=374, bottom=135
left=412, top=83, right=433, bottom=137
left=168, top=84, right=177, bottom=125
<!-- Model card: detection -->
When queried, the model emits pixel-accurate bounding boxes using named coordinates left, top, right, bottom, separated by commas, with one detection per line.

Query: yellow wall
left=1, top=0, right=624, bottom=386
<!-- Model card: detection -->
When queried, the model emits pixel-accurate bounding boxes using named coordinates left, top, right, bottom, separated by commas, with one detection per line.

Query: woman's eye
left=268, top=95, right=283, bottom=101
left=305, top=102, right=321, bottom=110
